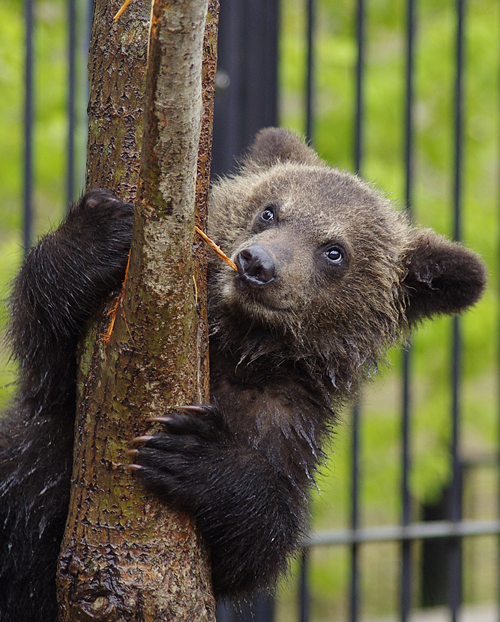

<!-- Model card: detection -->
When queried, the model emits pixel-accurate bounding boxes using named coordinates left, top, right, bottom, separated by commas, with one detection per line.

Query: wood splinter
left=101, top=251, right=133, bottom=345
left=104, top=225, right=237, bottom=347
left=195, top=225, right=238, bottom=272
left=113, top=0, right=132, bottom=21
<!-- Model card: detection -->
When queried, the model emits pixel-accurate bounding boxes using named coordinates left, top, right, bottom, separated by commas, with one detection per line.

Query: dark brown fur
left=136, top=129, right=486, bottom=597
left=208, top=129, right=485, bottom=398
left=0, top=130, right=486, bottom=620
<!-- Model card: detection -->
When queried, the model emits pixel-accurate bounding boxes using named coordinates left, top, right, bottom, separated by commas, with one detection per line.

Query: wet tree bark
left=56, top=1, right=219, bottom=620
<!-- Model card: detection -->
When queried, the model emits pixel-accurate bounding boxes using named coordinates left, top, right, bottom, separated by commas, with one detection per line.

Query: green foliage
left=0, top=0, right=83, bottom=410
left=0, top=0, right=498, bottom=615
left=281, top=0, right=498, bottom=507
left=0, top=0, right=23, bottom=236
left=279, top=0, right=499, bottom=616
left=0, top=0, right=70, bottom=238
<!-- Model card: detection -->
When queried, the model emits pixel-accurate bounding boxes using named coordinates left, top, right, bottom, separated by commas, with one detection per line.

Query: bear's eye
left=325, top=246, right=344, bottom=265
left=252, top=203, right=280, bottom=233
left=260, top=207, right=276, bottom=223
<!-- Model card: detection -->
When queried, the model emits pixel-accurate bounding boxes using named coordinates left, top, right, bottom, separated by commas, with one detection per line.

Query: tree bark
left=57, top=1, right=219, bottom=620
left=85, top=0, right=150, bottom=200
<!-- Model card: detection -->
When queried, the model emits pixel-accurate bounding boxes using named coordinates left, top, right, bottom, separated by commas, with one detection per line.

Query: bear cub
left=0, top=128, right=486, bottom=621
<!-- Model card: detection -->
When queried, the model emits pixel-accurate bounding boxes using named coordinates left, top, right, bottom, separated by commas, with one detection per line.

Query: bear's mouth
left=232, top=275, right=294, bottom=313
left=237, top=271, right=276, bottom=288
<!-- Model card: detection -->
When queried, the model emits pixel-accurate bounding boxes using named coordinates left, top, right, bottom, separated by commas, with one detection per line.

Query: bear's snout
left=236, top=246, right=276, bottom=286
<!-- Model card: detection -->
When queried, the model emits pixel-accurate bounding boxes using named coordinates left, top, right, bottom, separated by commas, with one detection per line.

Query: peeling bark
left=57, top=1, right=219, bottom=620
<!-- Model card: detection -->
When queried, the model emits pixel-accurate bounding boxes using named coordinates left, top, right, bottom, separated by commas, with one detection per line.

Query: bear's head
left=208, top=128, right=486, bottom=390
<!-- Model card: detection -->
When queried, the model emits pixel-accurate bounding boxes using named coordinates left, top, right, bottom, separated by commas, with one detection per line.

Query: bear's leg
left=132, top=406, right=308, bottom=598
left=0, top=190, right=133, bottom=622
left=9, top=190, right=134, bottom=408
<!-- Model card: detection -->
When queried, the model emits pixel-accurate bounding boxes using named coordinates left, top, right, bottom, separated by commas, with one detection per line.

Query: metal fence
left=15, top=1, right=500, bottom=621
left=215, top=1, right=500, bottom=620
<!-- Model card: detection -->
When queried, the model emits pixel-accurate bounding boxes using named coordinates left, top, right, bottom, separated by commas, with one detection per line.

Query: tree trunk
left=85, top=0, right=150, bottom=200
left=57, top=1, right=219, bottom=620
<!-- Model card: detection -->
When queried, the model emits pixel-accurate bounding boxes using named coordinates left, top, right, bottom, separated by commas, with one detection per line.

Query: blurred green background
left=0, top=0, right=498, bottom=620
left=278, top=1, right=499, bottom=620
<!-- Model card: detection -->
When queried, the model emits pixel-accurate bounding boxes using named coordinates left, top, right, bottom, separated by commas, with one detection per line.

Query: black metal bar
left=404, top=0, right=416, bottom=214
left=498, top=13, right=500, bottom=615
left=400, top=349, right=412, bottom=622
left=23, top=0, right=34, bottom=252
left=402, top=0, right=416, bottom=528
left=350, top=404, right=360, bottom=622
left=244, top=0, right=278, bottom=140
left=354, top=0, right=365, bottom=175
left=453, top=0, right=464, bottom=246
left=497, top=14, right=500, bottom=606
left=67, top=0, right=76, bottom=206
left=350, top=1, right=365, bottom=619
left=350, top=1, right=366, bottom=618
left=305, top=0, right=315, bottom=143
left=400, top=1, right=416, bottom=620
left=449, top=0, right=465, bottom=620
left=298, top=548, right=310, bottom=622
left=266, top=0, right=279, bottom=131
left=212, top=0, right=245, bottom=176
left=212, top=0, right=279, bottom=177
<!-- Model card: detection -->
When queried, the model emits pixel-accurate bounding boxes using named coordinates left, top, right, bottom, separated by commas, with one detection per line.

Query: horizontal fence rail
left=305, top=520, right=500, bottom=547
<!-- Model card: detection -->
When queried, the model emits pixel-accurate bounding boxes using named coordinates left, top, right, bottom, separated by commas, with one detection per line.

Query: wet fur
left=0, top=130, right=486, bottom=620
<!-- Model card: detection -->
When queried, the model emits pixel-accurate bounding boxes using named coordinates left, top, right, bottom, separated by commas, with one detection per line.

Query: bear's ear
left=403, top=229, right=487, bottom=323
left=242, top=127, right=321, bottom=170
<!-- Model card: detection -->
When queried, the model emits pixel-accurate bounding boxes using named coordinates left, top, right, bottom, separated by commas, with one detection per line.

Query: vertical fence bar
left=351, top=2, right=365, bottom=620
left=265, top=0, right=279, bottom=133
left=404, top=0, right=415, bottom=211
left=24, top=0, right=34, bottom=252
left=245, top=0, right=279, bottom=140
left=213, top=0, right=279, bottom=177
left=497, top=45, right=500, bottom=622
left=67, top=0, right=76, bottom=206
left=400, top=1, right=415, bottom=620
left=298, top=548, right=310, bottom=622
left=498, top=13, right=500, bottom=616
left=305, top=0, right=315, bottom=143
left=350, top=404, right=361, bottom=622
left=354, top=0, right=365, bottom=176
left=400, top=356, right=412, bottom=622
left=498, top=7, right=500, bottom=602
left=449, top=332, right=462, bottom=622
left=449, top=0, right=465, bottom=620
left=302, top=2, right=314, bottom=616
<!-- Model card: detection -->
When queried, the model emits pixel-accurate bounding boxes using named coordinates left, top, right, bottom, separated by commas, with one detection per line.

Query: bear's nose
left=236, top=246, right=276, bottom=286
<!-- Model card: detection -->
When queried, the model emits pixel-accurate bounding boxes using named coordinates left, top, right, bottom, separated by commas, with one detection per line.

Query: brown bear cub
left=0, top=128, right=486, bottom=621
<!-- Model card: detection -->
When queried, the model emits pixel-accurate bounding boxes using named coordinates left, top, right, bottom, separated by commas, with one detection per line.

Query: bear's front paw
left=128, top=405, right=229, bottom=510
left=57, top=190, right=134, bottom=299
left=71, top=189, right=134, bottom=221
left=63, top=190, right=133, bottom=257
